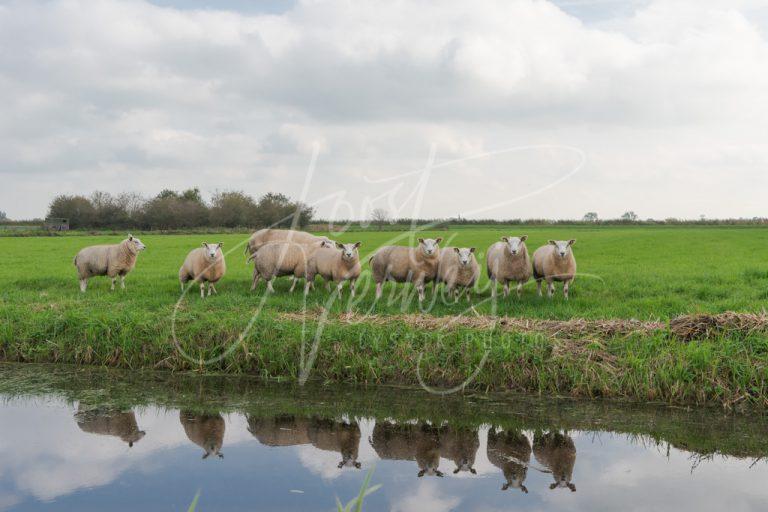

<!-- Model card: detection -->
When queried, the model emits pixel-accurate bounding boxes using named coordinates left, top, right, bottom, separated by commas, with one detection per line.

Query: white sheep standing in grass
left=369, top=238, right=442, bottom=302
left=533, top=240, right=577, bottom=299
left=179, top=242, right=227, bottom=298
left=486, top=235, right=532, bottom=298
left=307, top=242, right=362, bottom=296
left=249, top=240, right=330, bottom=293
left=73, top=235, right=146, bottom=292
left=244, top=228, right=332, bottom=260
left=436, top=247, right=479, bottom=301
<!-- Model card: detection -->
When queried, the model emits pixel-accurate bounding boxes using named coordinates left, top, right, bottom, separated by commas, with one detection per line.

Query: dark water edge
left=1, top=363, right=768, bottom=511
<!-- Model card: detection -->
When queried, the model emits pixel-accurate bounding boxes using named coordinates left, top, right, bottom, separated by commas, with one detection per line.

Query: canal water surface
left=0, top=364, right=766, bottom=511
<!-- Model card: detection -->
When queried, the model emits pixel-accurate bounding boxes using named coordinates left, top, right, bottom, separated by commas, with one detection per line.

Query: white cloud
left=1, top=0, right=767, bottom=219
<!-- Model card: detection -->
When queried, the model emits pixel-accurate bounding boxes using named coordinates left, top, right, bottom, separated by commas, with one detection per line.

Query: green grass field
left=2, top=225, right=768, bottom=405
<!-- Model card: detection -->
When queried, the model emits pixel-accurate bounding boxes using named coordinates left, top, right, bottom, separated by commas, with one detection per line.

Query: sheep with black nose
left=369, top=238, right=442, bottom=302
left=73, top=235, right=146, bottom=292
left=179, top=242, right=226, bottom=298
left=486, top=235, right=532, bottom=298
left=437, top=247, right=479, bottom=301
left=533, top=240, right=577, bottom=299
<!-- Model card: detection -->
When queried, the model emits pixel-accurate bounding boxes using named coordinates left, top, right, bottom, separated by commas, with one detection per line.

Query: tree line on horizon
left=43, top=189, right=314, bottom=230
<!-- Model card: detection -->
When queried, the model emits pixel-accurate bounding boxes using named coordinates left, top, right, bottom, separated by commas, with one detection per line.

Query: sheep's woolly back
left=370, top=245, right=440, bottom=283
left=246, top=229, right=329, bottom=256
left=252, top=242, right=322, bottom=278
left=74, top=239, right=140, bottom=279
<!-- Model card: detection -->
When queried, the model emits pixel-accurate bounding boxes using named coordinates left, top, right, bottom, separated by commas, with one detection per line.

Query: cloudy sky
left=2, top=0, right=767, bottom=220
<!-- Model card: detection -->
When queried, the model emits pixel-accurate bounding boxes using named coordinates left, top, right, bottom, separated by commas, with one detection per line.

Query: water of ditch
left=0, top=363, right=766, bottom=511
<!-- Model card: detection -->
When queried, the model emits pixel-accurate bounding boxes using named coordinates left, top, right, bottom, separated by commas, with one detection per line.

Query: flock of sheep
left=73, top=228, right=577, bottom=300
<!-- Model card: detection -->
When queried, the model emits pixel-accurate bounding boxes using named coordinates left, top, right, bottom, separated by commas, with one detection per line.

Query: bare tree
left=621, top=211, right=638, bottom=222
left=371, top=208, right=390, bottom=230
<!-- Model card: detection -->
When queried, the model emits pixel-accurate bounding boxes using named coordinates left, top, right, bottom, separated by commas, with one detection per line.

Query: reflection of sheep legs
left=79, top=279, right=88, bottom=293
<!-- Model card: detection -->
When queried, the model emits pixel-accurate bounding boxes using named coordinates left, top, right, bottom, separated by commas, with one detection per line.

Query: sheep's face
left=548, top=239, right=576, bottom=258
left=202, top=242, right=223, bottom=260
left=336, top=242, right=361, bottom=261
left=502, top=235, right=527, bottom=256
left=127, top=235, right=146, bottom=252
left=453, top=247, right=475, bottom=266
left=418, top=237, right=442, bottom=256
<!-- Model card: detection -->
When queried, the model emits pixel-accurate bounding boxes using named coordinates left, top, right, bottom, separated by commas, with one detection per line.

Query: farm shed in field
left=44, top=217, right=70, bottom=231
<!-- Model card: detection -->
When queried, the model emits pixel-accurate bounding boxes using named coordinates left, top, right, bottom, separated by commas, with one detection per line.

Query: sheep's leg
left=210, top=283, right=218, bottom=295
left=336, top=281, right=344, bottom=295
left=416, top=281, right=425, bottom=302
left=79, top=279, right=88, bottom=293
left=200, top=282, right=206, bottom=299
left=304, top=280, right=312, bottom=295
left=375, top=282, right=383, bottom=299
left=547, top=280, right=555, bottom=299
left=110, top=278, right=116, bottom=291
left=350, top=279, right=356, bottom=298
left=267, top=279, right=275, bottom=293
left=465, top=287, right=472, bottom=302
left=502, top=281, right=510, bottom=298
left=120, top=275, right=126, bottom=290
left=516, top=281, right=523, bottom=298
left=289, top=277, right=297, bottom=293
left=490, top=277, right=497, bottom=298
left=325, top=280, right=331, bottom=292
left=250, top=273, right=260, bottom=291
left=536, top=279, right=543, bottom=297
left=563, top=280, right=571, bottom=300
left=207, top=283, right=213, bottom=297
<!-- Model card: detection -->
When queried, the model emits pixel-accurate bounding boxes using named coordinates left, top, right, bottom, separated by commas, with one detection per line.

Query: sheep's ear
left=418, top=238, right=425, bottom=244
left=453, top=247, right=460, bottom=253
left=548, top=240, right=557, bottom=245
left=353, top=241, right=362, bottom=248
left=202, top=242, right=208, bottom=247
left=217, top=242, right=223, bottom=247
left=336, top=242, right=345, bottom=249
left=469, top=247, right=476, bottom=253
left=435, top=237, right=443, bottom=244
left=520, top=235, right=528, bottom=241
left=568, top=239, right=576, bottom=246
left=128, top=234, right=133, bottom=241
left=501, top=237, right=509, bottom=242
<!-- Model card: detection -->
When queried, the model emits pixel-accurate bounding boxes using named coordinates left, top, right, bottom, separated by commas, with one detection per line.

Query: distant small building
left=45, top=217, right=70, bottom=231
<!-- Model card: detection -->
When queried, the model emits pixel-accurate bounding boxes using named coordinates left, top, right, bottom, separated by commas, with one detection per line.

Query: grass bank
left=2, top=226, right=768, bottom=406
